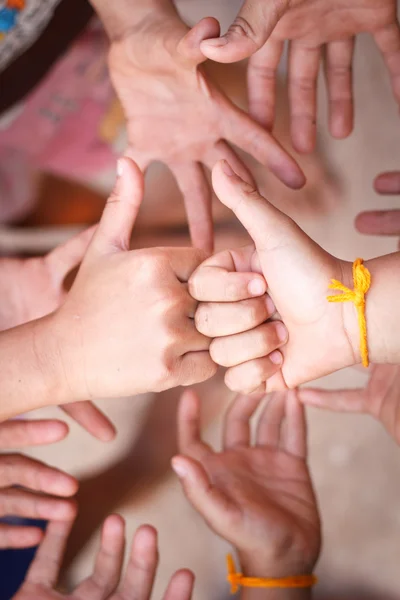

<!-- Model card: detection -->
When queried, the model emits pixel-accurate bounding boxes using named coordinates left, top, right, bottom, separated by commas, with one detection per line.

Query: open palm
left=173, top=390, right=320, bottom=576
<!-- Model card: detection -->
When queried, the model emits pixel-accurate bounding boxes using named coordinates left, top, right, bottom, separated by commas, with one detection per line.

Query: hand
left=299, top=364, right=400, bottom=444
left=0, top=418, right=77, bottom=548
left=13, top=514, right=194, bottom=599
left=0, top=234, right=116, bottom=442
left=42, top=158, right=216, bottom=406
left=172, top=389, right=320, bottom=578
left=108, top=6, right=305, bottom=251
left=190, top=160, right=357, bottom=394
left=355, top=171, right=400, bottom=248
left=201, top=0, right=400, bottom=153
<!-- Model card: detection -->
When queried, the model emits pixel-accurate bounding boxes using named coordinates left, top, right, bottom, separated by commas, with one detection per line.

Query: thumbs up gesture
left=44, top=159, right=216, bottom=406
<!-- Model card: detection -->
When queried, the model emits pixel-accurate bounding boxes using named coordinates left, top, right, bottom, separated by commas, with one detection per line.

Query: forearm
left=88, top=0, right=178, bottom=39
left=0, top=315, right=65, bottom=421
left=343, top=251, right=400, bottom=364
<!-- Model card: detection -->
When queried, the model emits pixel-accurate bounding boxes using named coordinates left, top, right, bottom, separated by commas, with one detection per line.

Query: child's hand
left=0, top=418, right=77, bottom=548
left=190, top=160, right=360, bottom=393
left=172, top=390, right=320, bottom=578
left=13, top=514, right=194, bottom=600
left=299, top=364, right=400, bottom=445
left=44, top=158, right=216, bottom=406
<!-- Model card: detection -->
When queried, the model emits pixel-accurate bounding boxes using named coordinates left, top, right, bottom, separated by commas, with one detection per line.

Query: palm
left=108, top=12, right=304, bottom=249
left=176, top=391, right=321, bottom=574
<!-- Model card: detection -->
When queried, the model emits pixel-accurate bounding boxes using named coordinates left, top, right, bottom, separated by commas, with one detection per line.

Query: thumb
left=298, top=387, right=367, bottom=414
left=87, top=157, right=144, bottom=258
left=177, top=17, right=221, bottom=66
left=200, top=0, right=287, bottom=63
left=171, top=456, right=234, bottom=532
left=212, top=160, right=294, bottom=252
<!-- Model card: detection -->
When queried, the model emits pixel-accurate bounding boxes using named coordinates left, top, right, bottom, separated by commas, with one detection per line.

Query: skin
left=89, top=0, right=305, bottom=251
left=12, top=516, right=194, bottom=600
left=189, top=160, right=400, bottom=394
left=0, top=418, right=78, bottom=548
left=299, top=169, right=400, bottom=444
left=200, top=0, right=400, bottom=154
left=172, top=389, right=320, bottom=599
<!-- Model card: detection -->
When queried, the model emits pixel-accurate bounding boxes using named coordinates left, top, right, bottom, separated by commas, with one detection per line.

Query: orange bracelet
left=327, top=258, right=371, bottom=368
left=226, top=554, right=318, bottom=594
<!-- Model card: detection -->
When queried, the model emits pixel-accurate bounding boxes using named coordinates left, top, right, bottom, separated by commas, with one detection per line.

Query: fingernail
left=116, top=159, right=124, bottom=178
left=172, top=460, right=187, bottom=479
left=269, top=350, right=283, bottom=365
left=275, top=322, right=288, bottom=343
left=265, top=296, right=275, bottom=315
left=201, top=37, right=227, bottom=48
left=248, top=278, right=266, bottom=296
left=221, top=160, right=235, bottom=177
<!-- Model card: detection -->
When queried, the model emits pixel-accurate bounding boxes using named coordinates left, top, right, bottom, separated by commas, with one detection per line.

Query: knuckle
left=229, top=16, right=258, bottom=44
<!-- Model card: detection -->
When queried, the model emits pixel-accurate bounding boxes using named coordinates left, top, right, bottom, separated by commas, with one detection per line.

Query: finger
left=177, top=351, right=218, bottom=387
left=374, top=171, right=400, bottom=194
left=373, top=23, right=400, bottom=106
left=223, top=393, right=264, bottom=450
left=355, top=209, right=400, bottom=236
left=0, top=454, right=78, bottom=497
left=248, top=39, right=284, bottom=129
left=172, top=455, right=237, bottom=529
left=325, top=38, right=354, bottom=139
left=164, top=248, right=209, bottom=282
left=210, top=321, right=288, bottom=367
left=0, top=419, right=69, bottom=448
left=0, top=488, right=77, bottom=521
left=223, top=109, right=305, bottom=189
left=60, top=401, right=116, bottom=442
left=196, top=296, right=273, bottom=338
left=189, top=246, right=266, bottom=302
left=212, top=160, right=297, bottom=251
left=200, top=0, right=286, bottom=62
left=225, top=352, right=283, bottom=394
left=177, top=389, right=213, bottom=458
left=172, top=162, right=214, bottom=253
left=25, top=517, right=76, bottom=587
left=118, top=524, right=158, bottom=600
left=0, top=523, right=44, bottom=549
left=74, top=514, right=125, bottom=600
left=280, top=390, right=307, bottom=459
left=205, top=140, right=256, bottom=186
left=87, top=157, right=144, bottom=258
left=289, top=43, right=321, bottom=154
left=45, top=225, right=96, bottom=286
left=178, top=18, right=220, bottom=66
left=256, top=391, right=286, bottom=447
left=297, top=387, right=367, bottom=413
left=162, top=570, right=195, bottom=600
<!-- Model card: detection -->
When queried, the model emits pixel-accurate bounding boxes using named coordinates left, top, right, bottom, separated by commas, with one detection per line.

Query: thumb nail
left=201, top=37, right=227, bottom=48
left=172, top=459, right=187, bottom=479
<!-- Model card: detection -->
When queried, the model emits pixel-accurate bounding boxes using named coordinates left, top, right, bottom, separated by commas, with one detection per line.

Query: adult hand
left=173, top=389, right=320, bottom=578
left=0, top=234, right=116, bottom=442
left=201, top=0, right=400, bottom=153
left=108, top=5, right=305, bottom=251
left=13, top=515, right=194, bottom=600
left=0, top=418, right=77, bottom=548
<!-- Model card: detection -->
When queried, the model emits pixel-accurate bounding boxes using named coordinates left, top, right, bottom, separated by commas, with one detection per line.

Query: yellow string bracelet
left=226, top=554, right=318, bottom=594
left=327, top=258, right=371, bottom=368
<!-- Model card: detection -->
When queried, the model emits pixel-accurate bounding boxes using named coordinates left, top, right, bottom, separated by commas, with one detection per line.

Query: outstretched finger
left=0, top=523, right=44, bottom=549
left=248, top=38, right=284, bottom=129
left=0, top=419, right=69, bottom=448
left=118, top=524, right=158, bottom=600
left=60, top=401, right=116, bottom=442
left=205, top=140, right=255, bottom=186
left=355, top=209, right=400, bottom=236
left=280, top=390, right=307, bottom=459
left=373, top=23, right=400, bottom=106
left=162, top=570, right=195, bottom=600
left=374, top=171, right=400, bottom=195
left=25, top=517, right=76, bottom=587
left=298, top=387, right=367, bottom=413
left=0, top=488, right=77, bottom=522
left=325, top=38, right=355, bottom=139
left=74, top=514, right=125, bottom=600
left=172, top=162, right=214, bottom=253
left=289, top=42, right=321, bottom=153
left=256, top=392, right=286, bottom=448
left=223, top=393, right=264, bottom=450
left=177, top=390, right=213, bottom=459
